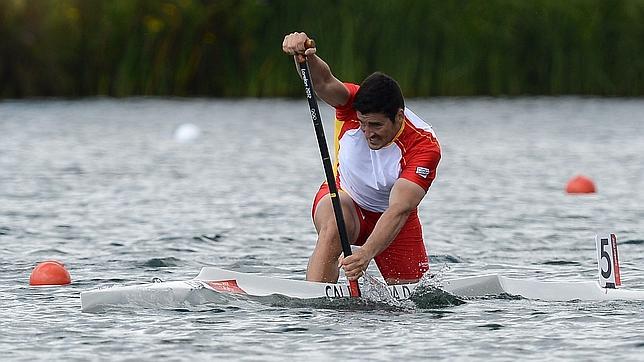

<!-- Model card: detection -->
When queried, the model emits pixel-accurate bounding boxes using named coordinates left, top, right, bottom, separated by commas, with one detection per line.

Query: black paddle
left=298, top=39, right=361, bottom=297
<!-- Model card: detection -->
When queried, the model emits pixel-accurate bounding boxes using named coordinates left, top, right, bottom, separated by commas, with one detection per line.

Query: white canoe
left=80, top=267, right=644, bottom=311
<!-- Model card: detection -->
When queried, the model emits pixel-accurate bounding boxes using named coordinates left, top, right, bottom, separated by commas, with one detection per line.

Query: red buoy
left=29, top=260, right=71, bottom=286
left=566, top=175, right=596, bottom=194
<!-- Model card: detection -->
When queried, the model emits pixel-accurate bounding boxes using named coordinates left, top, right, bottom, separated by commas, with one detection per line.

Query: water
left=1, top=97, right=644, bottom=361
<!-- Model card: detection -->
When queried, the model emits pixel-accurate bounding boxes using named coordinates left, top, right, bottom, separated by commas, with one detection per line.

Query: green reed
left=1, top=0, right=643, bottom=97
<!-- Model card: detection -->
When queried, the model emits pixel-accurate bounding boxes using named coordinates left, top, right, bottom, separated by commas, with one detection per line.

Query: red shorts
left=312, top=183, right=429, bottom=280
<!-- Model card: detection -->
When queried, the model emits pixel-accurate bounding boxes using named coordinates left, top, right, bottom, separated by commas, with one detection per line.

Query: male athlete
left=282, top=32, right=441, bottom=285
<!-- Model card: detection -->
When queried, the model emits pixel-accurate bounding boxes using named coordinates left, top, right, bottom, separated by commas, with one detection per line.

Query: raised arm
left=282, top=32, right=349, bottom=107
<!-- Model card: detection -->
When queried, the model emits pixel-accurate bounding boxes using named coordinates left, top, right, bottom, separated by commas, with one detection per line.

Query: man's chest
left=338, top=129, right=403, bottom=190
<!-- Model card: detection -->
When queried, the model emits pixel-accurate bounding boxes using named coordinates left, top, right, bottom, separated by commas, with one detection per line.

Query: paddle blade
left=349, top=280, right=361, bottom=297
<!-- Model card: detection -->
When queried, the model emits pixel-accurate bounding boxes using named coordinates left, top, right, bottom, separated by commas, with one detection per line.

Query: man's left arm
left=340, top=178, right=426, bottom=280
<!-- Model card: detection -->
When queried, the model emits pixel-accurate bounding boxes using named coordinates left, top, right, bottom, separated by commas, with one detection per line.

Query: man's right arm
left=282, top=32, right=349, bottom=107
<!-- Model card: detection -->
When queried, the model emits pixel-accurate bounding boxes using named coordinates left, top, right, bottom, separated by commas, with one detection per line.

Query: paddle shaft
left=298, top=52, right=361, bottom=297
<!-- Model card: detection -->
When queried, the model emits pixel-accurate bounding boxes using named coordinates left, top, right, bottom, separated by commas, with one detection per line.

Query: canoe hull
left=80, top=267, right=644, bottom=311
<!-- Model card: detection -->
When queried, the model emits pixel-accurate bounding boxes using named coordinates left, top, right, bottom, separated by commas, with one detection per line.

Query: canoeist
left=282, top=32, right=442, bottom=285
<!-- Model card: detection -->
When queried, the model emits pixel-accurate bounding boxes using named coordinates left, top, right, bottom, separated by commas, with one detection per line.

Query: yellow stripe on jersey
left=333, top=118, right=342, bottom=176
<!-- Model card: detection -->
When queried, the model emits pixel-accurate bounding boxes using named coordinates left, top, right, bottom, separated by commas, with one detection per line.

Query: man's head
left=353, top=72, right=405, bottom=150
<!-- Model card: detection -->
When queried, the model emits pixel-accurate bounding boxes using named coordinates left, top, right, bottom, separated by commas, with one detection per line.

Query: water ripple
left=142, top=257, right=181, bottom=267
left=2, top=98, right=644, bottom=360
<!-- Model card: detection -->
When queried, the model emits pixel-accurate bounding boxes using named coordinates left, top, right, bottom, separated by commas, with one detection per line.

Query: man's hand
left=338, top=247, right=375, bottom=281
left=282, top=31, right=348, bottom=107
left=282, top=32, right=316, bottom=63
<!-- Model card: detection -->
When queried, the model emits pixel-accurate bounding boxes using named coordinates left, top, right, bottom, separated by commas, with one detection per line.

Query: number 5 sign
left=596, top=233, right=622, bottom=289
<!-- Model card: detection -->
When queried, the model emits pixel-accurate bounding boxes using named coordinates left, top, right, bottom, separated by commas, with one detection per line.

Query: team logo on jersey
left=416, top=167, right=431, bottom=179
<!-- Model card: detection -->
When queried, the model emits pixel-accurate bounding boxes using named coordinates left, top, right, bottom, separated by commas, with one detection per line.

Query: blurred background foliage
left=1, top=0, right=643, bottom=98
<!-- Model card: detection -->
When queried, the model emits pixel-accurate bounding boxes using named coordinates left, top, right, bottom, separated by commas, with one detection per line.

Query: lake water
left=1, top=97, right=643, bottom=361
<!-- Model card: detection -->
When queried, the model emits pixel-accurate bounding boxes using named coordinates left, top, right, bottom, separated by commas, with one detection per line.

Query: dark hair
left=353, top=72, right=404, bottom=122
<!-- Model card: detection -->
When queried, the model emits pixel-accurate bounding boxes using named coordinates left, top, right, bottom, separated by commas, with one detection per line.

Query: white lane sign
left=596, top=233, right=622, bottom=289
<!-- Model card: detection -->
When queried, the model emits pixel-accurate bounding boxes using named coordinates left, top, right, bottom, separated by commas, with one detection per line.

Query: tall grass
left=1, top=0, right=643, bottom=97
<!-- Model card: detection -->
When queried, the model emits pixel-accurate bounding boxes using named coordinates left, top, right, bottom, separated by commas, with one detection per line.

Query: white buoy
left=173, top=123, right=201, bottom=143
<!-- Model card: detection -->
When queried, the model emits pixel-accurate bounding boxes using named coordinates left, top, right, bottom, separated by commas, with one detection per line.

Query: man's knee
left=313, top=194, right=359, bottom=242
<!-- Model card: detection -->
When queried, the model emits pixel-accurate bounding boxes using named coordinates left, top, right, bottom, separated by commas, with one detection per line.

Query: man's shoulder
left=400, top=108, right=440, bottom=151
left=335, top=83, right=360, bottom=121
left=403, top=108, right=436, bottom=135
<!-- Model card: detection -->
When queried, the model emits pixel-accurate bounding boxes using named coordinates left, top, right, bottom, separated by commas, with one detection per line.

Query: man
left=282, top=32, right=441, bottom=285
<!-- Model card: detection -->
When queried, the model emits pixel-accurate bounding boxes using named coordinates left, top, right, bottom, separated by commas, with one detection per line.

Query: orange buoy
left=565, top=175, right=596, bottom=194
left=29, top=260, right=71, bottom=286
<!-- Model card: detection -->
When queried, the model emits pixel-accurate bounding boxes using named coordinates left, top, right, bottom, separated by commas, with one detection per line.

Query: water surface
left=1, top=97, right=643, bottom=360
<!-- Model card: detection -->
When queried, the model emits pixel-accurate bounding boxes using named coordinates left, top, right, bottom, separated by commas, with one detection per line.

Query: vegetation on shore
left=1, top=0, right=643, bottom=97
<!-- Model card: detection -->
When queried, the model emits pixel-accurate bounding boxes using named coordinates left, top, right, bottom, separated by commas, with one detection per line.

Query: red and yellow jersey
left=334, top=83, right=441, bottom=213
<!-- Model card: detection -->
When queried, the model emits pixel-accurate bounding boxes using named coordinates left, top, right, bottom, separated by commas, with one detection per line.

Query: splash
left=415, top=263, right=451, bottom=290
left=357, top=272, right=413, bottom=311
left=304, top=269, right=416, bottom=311
left=360, top=272, right=396, bottom=302
left=409, top=264, right=466, bottom=308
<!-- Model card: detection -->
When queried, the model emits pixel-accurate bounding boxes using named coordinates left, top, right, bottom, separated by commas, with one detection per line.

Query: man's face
left=356, top=110, right=403, bottom=150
